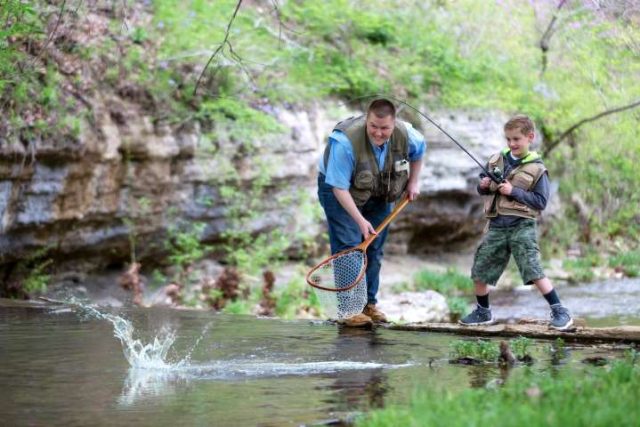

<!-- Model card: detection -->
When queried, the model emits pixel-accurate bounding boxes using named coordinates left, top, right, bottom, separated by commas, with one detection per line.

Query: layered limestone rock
left=0, top=100, right=514, bottom=288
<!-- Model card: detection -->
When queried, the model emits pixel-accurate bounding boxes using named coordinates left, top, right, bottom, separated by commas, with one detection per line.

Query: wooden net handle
left=306, top=196, right=411, bottom=290
left=357, top=195, right=411, bottom=250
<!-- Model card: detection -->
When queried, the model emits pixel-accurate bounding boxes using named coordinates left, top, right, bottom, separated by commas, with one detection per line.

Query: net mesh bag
left=308, top=250, right=368, bottom=320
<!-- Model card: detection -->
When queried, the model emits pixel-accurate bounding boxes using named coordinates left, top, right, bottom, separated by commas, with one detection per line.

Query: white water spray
left=59, top=299, right=180, bottom=369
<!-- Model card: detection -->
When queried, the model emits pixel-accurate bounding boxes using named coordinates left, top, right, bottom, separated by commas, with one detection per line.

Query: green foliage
left=3, top=0, right=640, bottom=289
left=358, top=358, right=640, bottom=427
left=546, top=337, right=568, bottom=363
left=510, top=336, right=533, bottom=360
left=198, top=98, right=286, bottom=148
left=0, top=2, right=84, bottom=143
left=23, top=259, right=52, bottom=295
left=167, top=222, right=207, bottom=267
left=550, top=114, right=640, bottom=248
left=165, top=222, right=209, bottom=283
left=446, top=297, right=469, bottom=320
left=450, top=337, right=535, bottom=362
left=410, top=268, right=473, bottom=320
left=449, top=339, right=500, bottom=362
left=130, top=27, right=148, bottom=44
left=9, top=247, right=53, bottom=297
left=218, top=175, right=291, bottom=276
left=222, top=299, right=252, bottom=315
left=274, top=276, right=321, bottom=319
left=413, top=268, right=474, bottom=295
left=563, top=252, right=603, bottom=283
left=150, top=269, right=168, bottom=288
left=609, top=250, right=640, bottom=278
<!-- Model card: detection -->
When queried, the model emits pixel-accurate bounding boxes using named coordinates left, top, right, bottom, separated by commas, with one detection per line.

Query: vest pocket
left=387, top=171, right=409, bottom=201
left=511, top=173, right=534, bottom=189
left=497, top=197, right=531, bottom=212
left=353, top=170, right=375, bottom=190
left=350, top=170, right=375, bottom=206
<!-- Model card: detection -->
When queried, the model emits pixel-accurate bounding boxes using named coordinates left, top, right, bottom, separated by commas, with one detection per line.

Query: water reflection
left=324, top=326, right=392, bottom=412
left=117, top=323, right=410, bottom=407
left=467, top=364, right=511, bottom=388
left=1, top=301, right=632, bottom=427
left=119, top=368, right=186, bottom=406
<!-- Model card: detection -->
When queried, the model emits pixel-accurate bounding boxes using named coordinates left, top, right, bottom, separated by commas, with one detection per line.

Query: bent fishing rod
left=352, top=94, right=505, bottom=184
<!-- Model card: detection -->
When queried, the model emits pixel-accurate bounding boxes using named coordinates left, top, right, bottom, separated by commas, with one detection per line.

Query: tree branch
left=193, top=0, right=243, bottom=96
left=539, top=0, right=567, bottom=77
left=30, top=0, right=67, bottom=68
left=543, top=99, right=640, bottom=155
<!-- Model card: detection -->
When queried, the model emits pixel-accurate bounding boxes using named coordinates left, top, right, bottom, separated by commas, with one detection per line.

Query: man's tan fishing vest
left=484, top=149, right=547, bottom=219
left=324, top=115, right=410, bottom=207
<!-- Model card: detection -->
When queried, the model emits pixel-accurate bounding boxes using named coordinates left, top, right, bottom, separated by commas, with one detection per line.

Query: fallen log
left=385, top=319, right=640, bottom=344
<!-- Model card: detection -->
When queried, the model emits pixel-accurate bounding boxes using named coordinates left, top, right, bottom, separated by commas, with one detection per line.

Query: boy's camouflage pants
left=471, top=219, right=545, bottom=286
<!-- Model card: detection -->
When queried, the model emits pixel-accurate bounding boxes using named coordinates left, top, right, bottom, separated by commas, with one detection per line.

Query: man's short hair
left=504, top=114, right=535, bottom=135
left=367, top=98, right=396, bottom=119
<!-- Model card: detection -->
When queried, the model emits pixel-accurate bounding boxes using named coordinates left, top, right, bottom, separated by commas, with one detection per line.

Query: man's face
left=505, top=128, right=534, bottom=157
left=366, top=114, right=395, bottom=146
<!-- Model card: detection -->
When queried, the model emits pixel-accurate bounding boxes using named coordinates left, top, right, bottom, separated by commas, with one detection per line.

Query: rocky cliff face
left=1, top=92, right=510, bottom=289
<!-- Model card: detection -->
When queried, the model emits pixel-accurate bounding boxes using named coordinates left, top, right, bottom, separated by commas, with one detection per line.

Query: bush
left=413, top=268, right=473, bottom=295
left=609, top=250, right=640, bottom=278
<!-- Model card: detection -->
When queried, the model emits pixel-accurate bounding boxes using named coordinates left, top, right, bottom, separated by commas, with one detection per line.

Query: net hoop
left=305, top=248, right=367, bottom=292
left=306, top=196, right=410, bottom=295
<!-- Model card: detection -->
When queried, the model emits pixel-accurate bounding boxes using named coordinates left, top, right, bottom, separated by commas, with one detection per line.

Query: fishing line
left=349, top=93, right=504, bottom=183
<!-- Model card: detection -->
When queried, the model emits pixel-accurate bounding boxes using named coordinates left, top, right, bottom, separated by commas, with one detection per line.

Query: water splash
left=43, top=298, right=413, bottom=405
left=52, top=298, right=180, bottom=369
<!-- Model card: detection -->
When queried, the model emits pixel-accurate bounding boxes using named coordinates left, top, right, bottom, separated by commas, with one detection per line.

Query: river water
left=0, top=298, right=634, bottom=427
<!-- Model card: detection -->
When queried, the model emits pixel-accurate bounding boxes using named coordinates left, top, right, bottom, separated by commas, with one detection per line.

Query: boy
left=459, top=115, right=573, bottom=331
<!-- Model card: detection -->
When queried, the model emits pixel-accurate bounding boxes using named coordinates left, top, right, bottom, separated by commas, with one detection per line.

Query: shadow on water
left=0, top=298, right=636, bottom=426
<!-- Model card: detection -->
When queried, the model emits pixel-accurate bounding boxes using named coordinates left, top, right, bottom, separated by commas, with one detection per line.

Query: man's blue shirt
left=318, top=121, right=427, bottom=190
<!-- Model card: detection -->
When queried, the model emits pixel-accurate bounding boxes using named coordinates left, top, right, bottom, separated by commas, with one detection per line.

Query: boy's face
left=504, top=127, right=534, bottom=157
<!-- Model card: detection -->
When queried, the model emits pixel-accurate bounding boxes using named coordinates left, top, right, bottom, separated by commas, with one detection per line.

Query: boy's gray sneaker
left=459, top=305, right=495, bottom=326
left=549, top=304, right=573, bottom=330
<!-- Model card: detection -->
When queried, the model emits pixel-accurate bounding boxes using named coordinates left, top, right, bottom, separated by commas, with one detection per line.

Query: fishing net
left=307, top=249, right=368, bottom=320
left=307, top=196, right=410, bottom=321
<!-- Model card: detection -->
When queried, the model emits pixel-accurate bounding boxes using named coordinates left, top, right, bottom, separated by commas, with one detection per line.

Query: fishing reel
left=492, top=167, right=503, bottom=181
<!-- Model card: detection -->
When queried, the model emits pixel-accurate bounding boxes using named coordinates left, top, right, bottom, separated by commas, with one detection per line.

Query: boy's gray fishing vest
left=484, top=149, right=547, bottom=219
left=324, top=115, right=409, bottom=207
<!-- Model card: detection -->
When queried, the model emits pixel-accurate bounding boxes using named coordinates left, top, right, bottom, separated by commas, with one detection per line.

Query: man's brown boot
left=363, top=304, right=388, bottom=323
left=340, top=312, right=373, bottom=327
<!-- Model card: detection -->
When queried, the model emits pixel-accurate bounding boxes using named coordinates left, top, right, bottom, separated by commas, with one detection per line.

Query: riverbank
left=377, top=253, right=640, bottom=327
left=40, top=251, right=640, bottom=328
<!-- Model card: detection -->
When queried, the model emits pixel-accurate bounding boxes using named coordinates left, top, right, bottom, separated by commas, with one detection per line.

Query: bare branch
left=539, top=0, right=568, bottom=77
left=193, top=0, right=243, bottom=96
left=121, top=0, right=129, bottom=31
left=30, top=0, right=68, bottom=67
left=543, top=99, right=640, bottom=155
left=269, top=0, right=282, bottom=47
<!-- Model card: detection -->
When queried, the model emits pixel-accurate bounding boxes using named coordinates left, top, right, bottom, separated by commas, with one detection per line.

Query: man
left=317, top=98, right=427, bottom=326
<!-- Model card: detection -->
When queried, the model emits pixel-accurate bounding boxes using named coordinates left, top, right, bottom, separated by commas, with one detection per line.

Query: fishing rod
left=352, top=94, right=505, bottom=184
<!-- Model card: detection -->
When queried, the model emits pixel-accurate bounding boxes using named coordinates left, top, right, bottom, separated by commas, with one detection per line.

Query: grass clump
left=413, top=268, right=474, bottom=295
left=562, top=252, right=603, bottom=284
left=608, top=250, right=640, bottom=278
left=411, top=268, right=474, bottom=320
left=359, top=358, right=640, bottom=427
left=449, top=339, right=500, bottom=362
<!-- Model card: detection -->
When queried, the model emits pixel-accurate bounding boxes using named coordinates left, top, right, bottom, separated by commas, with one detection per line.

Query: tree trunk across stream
left=385, top=319, right=640, bottom=344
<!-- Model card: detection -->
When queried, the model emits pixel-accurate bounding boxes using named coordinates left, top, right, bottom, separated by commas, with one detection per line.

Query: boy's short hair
left=504, top=115, right=535, bottom=135
left=367, top=98, right=396, bottom=119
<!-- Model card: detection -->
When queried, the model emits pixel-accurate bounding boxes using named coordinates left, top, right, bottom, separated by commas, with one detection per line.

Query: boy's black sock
left=543, top=289, right=561, bottom=306
left=476, top=294, right=490, bottom=309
